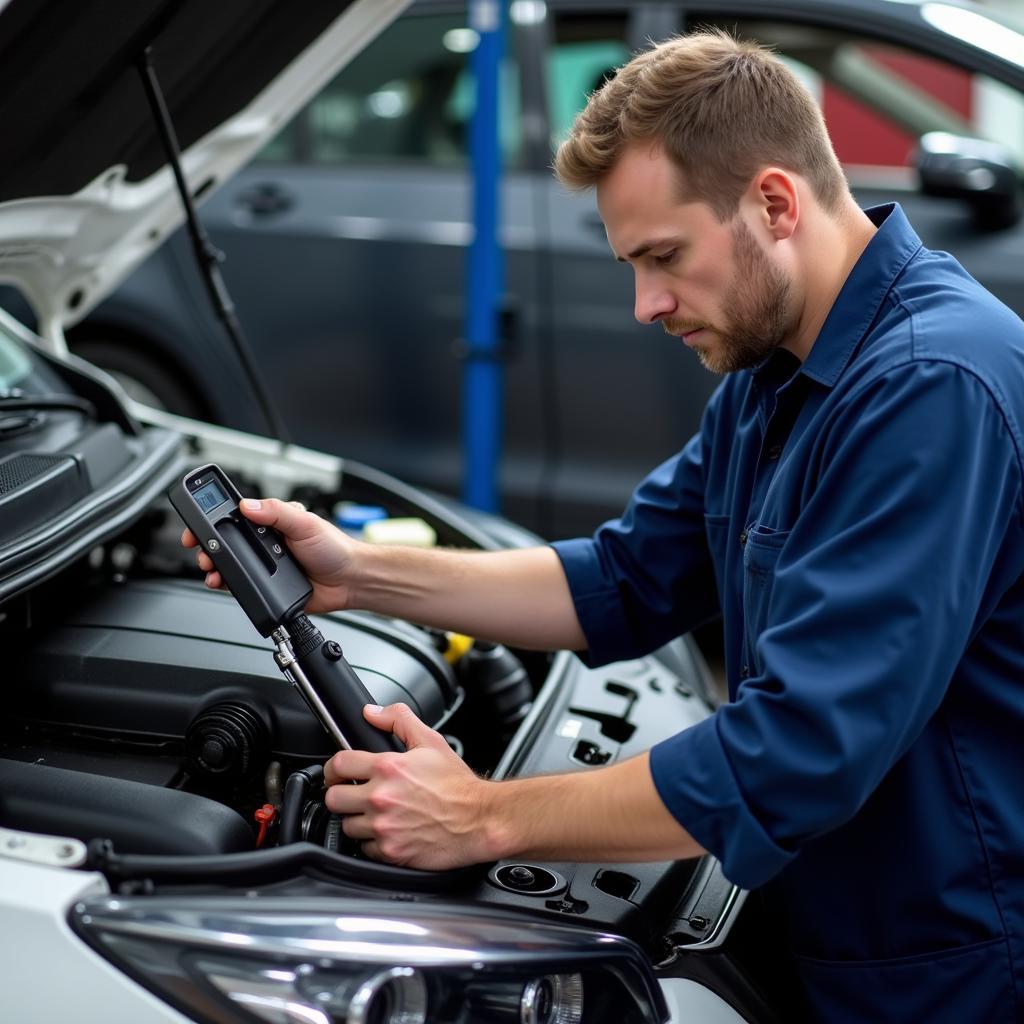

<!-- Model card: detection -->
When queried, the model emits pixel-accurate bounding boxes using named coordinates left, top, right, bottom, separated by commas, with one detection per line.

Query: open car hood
left=0, top=0, right=409, bottom=347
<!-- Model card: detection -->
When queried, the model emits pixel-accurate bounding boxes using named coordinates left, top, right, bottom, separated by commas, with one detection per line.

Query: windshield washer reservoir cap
left=332, top=502, right=388, bottom=534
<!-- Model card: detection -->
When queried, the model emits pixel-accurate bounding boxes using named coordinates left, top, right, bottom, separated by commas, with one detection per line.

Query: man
left=186, top=31, right=1024, bottom=1021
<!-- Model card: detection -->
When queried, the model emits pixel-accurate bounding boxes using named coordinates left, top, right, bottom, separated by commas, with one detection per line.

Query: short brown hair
left=555, top=29, right=848, bottom=220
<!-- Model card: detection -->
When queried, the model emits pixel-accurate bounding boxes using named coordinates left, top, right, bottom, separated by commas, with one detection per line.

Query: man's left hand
left=324, top=703, right=492, bottom=870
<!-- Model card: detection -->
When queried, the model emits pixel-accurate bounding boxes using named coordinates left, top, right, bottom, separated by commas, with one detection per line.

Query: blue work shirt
left=553, top=205, right=1024, bottom=1021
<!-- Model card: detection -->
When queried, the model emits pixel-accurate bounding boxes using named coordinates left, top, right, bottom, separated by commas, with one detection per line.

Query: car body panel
left=0, top=854, right=193, bottom=1024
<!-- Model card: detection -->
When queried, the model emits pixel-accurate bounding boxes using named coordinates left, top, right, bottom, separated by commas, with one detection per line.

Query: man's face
left=597, top=142, right=796, bottom=374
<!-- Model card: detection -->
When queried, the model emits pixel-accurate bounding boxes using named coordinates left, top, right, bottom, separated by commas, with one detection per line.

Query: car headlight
left=72, top=896, right=667, bottom=1024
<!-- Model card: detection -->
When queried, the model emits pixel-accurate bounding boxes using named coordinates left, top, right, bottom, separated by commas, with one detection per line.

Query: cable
left=86, top=838, right=484, bottom=893
left=280, top=764, right=324, bottom=846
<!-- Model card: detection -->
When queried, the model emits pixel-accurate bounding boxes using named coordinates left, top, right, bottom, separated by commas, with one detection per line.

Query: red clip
left=254, top=803, right=277, bottom=847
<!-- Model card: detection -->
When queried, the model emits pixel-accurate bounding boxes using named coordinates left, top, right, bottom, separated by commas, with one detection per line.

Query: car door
left=189, top=2, right=545, bottom=518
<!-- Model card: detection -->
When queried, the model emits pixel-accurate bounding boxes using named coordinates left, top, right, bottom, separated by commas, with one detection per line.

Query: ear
left=747, top=168, right=799, bottom=241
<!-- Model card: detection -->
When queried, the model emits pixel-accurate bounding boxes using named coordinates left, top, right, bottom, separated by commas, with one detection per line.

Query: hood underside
left=0, top=0, right=408, bottom=340
left=0, top=0, right=363, bottom=202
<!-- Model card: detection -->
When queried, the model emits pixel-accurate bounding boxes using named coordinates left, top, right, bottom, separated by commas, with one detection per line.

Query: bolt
left=508, top=865, right=536, bottom=887
left=57, top=844, right=77, bottom=860
left=322, top=641, right=344, bottom=662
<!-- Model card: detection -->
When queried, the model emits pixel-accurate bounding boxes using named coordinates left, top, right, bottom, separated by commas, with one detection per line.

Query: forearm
left=349, top=543, right=587, bottom=651
left=480, top=752, right=706, bottom=864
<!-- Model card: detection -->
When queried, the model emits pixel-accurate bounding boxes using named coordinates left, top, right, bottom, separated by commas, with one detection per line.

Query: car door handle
left=234, top=183, right=294, bottom=217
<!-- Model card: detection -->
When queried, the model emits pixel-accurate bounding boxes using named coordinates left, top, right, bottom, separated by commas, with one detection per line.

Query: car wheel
left=70, top=337, right=207, bottom=419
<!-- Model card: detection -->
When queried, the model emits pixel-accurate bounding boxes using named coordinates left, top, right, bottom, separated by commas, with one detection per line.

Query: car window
left=547, top=16, right=630, bottom=152
left=548, top=40, right=630, bottom=150
left=700, top=19, right=1024, bottom=181
left=255, top=13, right=522, bottom=168
left=256, top=119, right=303, bottom=164
left=547, top=14, right=1024, bottom=181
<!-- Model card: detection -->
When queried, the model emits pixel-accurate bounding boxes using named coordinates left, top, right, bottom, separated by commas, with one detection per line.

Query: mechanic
left=185, top=31, right=1024, bottom=1022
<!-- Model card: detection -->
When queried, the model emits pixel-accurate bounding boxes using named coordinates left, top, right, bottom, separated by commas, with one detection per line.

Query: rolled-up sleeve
left=650, top=361, right=1024, bottom=889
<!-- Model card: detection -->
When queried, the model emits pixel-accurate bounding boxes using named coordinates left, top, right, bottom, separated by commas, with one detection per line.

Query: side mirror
left=915, top=132, right=1022, bottom=229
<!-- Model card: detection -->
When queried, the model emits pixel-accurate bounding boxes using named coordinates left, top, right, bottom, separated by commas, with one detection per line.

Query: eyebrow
left=616, top=238, right=682, bottom=262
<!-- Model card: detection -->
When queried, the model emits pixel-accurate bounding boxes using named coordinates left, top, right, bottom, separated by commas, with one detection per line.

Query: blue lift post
left=462, top=0, right=505, bottom=512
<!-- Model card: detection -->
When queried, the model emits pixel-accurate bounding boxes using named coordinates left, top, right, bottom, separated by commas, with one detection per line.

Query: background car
left=46, top=0, right=1024, bottom=541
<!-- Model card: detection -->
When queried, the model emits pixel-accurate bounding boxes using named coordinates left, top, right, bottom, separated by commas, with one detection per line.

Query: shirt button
left=740, top=664, right=750, bottom=679
left=739, top=530, right=748, bottom=545
left=767, top=444, right=783, bottom=460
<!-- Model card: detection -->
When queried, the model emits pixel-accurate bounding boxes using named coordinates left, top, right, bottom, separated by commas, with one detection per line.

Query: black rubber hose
left=280, top=764, right=324, bottom=845
left=85, top=838, right=484, bottom=893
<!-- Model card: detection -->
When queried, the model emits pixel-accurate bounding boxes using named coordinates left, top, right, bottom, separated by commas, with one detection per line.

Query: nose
left=633, top=271, right=676, bottom=325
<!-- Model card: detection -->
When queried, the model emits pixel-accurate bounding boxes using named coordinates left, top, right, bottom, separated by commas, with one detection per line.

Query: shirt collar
left=796, top=203, right=922, bottom=388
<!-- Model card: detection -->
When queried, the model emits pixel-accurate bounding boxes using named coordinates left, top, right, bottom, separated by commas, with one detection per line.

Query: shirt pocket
left=742, top=525, right=791, bottom=675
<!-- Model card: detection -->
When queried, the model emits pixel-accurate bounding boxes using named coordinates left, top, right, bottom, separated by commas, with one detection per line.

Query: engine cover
left=1, top=578, right=459, bottom=852
left=9, top=578, right=457, bottom=756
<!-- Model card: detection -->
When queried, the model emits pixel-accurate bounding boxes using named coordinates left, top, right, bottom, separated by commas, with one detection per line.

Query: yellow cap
left=443, top=632, right=475, bottom=665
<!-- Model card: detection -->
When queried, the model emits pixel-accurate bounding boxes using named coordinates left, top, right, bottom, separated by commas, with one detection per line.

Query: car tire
left=69, top=337, right=206, bottom=419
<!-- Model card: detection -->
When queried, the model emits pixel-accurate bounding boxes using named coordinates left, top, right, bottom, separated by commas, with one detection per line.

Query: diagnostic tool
left=169, top=464, right=403, bottom=754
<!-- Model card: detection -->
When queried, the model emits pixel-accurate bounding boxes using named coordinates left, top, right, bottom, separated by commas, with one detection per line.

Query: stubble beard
left=664, top=218, right=795, bottom=375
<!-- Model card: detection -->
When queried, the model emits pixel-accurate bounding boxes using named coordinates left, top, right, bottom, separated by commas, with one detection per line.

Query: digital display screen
left=193, top=479, right=229, bottom=514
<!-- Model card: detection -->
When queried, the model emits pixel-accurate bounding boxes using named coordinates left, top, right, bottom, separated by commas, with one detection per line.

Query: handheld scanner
left=169, top=464, right=312, bottom=636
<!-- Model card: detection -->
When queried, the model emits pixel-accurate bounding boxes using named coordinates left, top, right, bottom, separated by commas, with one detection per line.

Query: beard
left=663, top=218, right=795, bottom=375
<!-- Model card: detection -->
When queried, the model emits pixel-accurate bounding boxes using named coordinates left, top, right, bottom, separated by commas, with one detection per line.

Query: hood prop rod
left=137, top=47, right=291, bottom=449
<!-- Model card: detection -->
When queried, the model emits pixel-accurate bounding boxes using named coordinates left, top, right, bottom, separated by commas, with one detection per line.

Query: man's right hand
left=181, top=498, right=358, bottom=614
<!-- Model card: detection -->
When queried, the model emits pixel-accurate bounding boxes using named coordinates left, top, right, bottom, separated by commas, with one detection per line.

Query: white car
left=0, top=1, right=761, bottom=1021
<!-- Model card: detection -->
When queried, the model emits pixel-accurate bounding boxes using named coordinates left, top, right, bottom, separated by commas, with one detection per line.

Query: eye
left=654, top=249, right=678, bottom=266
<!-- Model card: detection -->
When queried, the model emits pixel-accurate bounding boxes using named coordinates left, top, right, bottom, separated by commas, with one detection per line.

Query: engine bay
left=0, top=459, right=733, bottom=955
left=1, top=541, right=727, bottom=936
